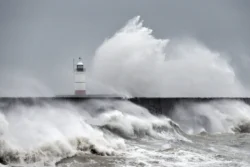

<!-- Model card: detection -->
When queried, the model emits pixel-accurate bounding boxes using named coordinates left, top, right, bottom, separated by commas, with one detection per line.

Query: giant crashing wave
left=0, top=100, right=185, bottom=166
left=1, top=99, right=250, bottom=166
left=89, top=16, right=249, bottom=97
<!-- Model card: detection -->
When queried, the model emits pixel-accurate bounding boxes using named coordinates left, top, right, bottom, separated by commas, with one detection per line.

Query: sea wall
left=130, top=98, right=250, bottom=116
left=1, top=97, right=250, bottom=116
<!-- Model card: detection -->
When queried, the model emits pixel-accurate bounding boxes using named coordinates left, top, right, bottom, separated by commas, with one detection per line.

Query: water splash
left=172, top=100, right=250, bottom=134
left=0, top=100, right=180, bottom=166
left=90, top=16, right=248, bottom=97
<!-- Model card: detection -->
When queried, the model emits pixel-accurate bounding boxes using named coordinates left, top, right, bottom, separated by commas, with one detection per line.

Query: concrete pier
left=1, top=97, right=250, bottom=116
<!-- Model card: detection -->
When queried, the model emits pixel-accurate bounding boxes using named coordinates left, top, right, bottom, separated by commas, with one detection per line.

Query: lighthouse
left=74, top=57, right=86, bottom=95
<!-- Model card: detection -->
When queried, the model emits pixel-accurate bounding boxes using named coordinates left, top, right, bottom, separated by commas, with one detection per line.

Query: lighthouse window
left=77, top=65, right=84, bottom=71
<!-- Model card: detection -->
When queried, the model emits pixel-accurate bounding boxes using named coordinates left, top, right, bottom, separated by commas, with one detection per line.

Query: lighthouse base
left=75, top=90, right=86, bottom=95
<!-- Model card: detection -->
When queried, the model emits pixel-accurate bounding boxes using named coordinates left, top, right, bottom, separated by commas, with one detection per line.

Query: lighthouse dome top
left=77, top=57, right=84, bottom=65
left=75, top=57, right=85, bottom=72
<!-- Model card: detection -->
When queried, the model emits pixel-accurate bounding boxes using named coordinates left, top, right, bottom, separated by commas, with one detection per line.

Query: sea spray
left=90, top=16, right=247, bottom=97
left=0, top=99, right=183, bottom=166
left=0, top=101, right=125, bottom=165
left=171, top=100, right=250, bottom=134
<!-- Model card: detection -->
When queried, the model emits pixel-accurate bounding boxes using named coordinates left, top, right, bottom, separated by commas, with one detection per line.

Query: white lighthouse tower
left=74, top=57, right=86, bottom=95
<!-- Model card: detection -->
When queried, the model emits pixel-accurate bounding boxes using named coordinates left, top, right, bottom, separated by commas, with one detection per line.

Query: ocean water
left=0, top=99, right=250, bottom=167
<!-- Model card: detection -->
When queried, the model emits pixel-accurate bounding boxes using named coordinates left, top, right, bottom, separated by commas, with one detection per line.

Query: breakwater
left=1, top=97, right=250, bottom=116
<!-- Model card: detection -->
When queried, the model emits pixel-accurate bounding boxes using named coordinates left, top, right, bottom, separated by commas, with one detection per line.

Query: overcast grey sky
left=0, top=0, right=249, bottom=96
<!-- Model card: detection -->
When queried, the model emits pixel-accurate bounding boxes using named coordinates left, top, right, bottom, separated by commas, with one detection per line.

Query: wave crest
left=96, top=109, right=180, bottom=139
left=0, top=100, right=185, bottom=166
left=171, top=100, right=250, bottom=134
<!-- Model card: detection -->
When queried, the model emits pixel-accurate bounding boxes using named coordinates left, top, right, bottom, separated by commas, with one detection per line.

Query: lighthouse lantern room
left=74, top=57, right=86, bottom=95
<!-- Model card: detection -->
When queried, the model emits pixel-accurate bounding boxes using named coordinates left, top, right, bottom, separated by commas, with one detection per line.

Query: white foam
left=0, top=100, right=185, bottom=165
left=0, top=102, right=126, bottom=165
left=90, top=16, right=248, bottom=97
left=172, top=100, right=250, bottom=134
left=1, top=100, right=249, bottom=166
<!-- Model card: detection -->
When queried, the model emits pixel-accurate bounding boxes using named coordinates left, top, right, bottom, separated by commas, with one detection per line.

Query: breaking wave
left=172, top=100, right=250, bottom=134
left=90, top=16, right=248, bottom=97
left=0, top=100, right=182, bottom=166
left=96, top=110, right=182, bottom=140
left=1, top=99, right=250, bottom=166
